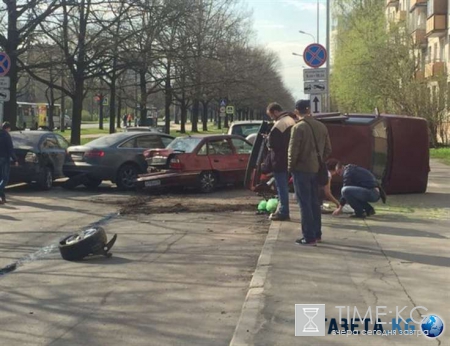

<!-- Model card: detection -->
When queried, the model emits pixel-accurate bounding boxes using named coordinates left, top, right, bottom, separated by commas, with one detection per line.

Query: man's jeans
left=341, top=186, right=380, bottom=215
left=292, top=171, right=321, bottom=242
left=273, top=171, right=290, bottom=216
left=0, top=157, right=11, bottom=200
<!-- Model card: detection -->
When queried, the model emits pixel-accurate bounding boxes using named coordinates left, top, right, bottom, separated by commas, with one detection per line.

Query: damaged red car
left=136, top=135, right=253, bottom=193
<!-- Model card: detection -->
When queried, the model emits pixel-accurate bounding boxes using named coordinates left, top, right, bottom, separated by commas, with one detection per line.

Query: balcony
left=386, top=0, right=399, bottom=6
left=426, top=14, right=447, bottom=36
left=425, top=61, right=446, bottom=78
left=410, top=0, right=427, bottom=11
left=412, top=29, right=427, bottom=46
left=396, top=10, right=407, bottom=21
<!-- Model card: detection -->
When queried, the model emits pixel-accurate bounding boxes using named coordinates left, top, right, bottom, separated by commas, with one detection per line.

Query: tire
left=116, top=164, right=139, bottom=190
left=59, top=227, right=107, bottom=261
left=199, top=171, right=217, bottom=193
left=37, top=166, right=53, bottom=190
left=83, top=178, right=102, bottom=189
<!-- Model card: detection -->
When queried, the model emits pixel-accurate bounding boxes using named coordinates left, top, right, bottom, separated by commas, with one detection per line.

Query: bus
left=17, top=102, right=67, bottom=130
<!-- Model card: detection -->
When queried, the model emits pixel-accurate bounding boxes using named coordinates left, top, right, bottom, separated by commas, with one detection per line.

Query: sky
left=244, top=0, right=328, bottom=101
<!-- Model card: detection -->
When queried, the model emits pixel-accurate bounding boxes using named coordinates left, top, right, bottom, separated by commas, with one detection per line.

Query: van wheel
left=37, top=167, right=53, bottom=190
left=199, top=171, right=217, bottom=193
left=59, top=227, right=108, bottom=261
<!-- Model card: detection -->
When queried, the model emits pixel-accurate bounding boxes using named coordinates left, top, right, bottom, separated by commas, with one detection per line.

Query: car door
left=207, top=139, right=236, bottom=183
left=40, top=135, right=64, bottom=176
left=231, top=138, right=253, bottom=182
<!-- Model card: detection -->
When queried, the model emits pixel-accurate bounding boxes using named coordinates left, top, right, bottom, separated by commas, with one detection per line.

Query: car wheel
left=37, top=166, right=53, bottom=190
left=199, top=171, right=217, bottom=193
left=116, top=164, right=139, bottom=190
left=59, top=227, right=108, bottom=261
left=83, top=178, right=102, bottom=189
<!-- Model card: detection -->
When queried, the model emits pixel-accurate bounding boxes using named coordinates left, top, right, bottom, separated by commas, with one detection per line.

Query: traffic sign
left=219, top=112, right=226, bottom=118
left=0, top=52, right=11, bottom=76
left=310, top=94, right=322, bottom=113
left=303, top=44, right=327, bottom=69
left=226, top=106, right=234, bottom=115
left=303, top=68, right=326, bottom=81
left=220, top=99, right=227, bottom=107
left=0, top=89, right=10, bottom=101
left=304, top=81, right=327, bottom=94
left=0, top=77, right=10, bottom=89
left=220, top=106, right=226, bottom=113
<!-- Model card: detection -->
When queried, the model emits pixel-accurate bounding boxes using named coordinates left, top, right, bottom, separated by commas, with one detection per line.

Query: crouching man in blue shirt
left=331, top=161, right=384, bottom=218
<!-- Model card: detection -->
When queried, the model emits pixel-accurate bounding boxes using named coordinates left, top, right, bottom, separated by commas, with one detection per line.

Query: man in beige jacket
left=288, top=100, right=332, bottom=246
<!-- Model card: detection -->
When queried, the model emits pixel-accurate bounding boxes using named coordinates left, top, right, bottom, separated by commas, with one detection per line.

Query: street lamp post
left=298, top=30, right=316, bottom=43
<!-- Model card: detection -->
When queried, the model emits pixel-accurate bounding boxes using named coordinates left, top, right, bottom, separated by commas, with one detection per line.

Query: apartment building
left=387, top=0, right=449, bottom=80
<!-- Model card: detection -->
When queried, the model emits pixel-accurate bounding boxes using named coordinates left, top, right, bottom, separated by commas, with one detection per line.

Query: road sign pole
left=0, top=101, right=3, bottom=124
left=326, top=0, right=330, bottom=112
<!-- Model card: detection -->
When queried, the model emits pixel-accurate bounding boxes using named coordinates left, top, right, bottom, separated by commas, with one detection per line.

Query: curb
left=229, top=220, right=281, bottom=346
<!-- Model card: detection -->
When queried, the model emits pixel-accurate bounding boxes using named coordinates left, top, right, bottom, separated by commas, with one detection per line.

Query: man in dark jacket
left=288, top=100, right=332, bottom=246
left=266, top=102, right=296, bottom=221
left=332, top=162, right=381, bottom=218
left=0, top=122, right=18, bottom=204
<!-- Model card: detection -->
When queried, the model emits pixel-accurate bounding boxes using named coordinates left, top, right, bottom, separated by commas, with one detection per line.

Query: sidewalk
left=231, top=160, right=450, bottom=346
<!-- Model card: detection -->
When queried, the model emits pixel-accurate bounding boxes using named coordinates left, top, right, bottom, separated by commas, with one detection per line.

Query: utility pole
left=317, top=0, right=320, bottom=44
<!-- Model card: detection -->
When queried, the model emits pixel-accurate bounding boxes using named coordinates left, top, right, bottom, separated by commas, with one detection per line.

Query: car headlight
left=25, top=152, right=38, bottom=163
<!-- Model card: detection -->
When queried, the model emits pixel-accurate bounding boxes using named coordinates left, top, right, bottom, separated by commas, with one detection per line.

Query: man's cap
left=2, top=121, right=11, bottom=130
left=295, top=100, right=310, bottom=113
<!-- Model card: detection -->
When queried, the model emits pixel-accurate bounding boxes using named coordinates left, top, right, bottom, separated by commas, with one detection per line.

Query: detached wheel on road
left=83, top=178, right=102, bottom=189
left=116, top=164, right=139, bottom=190
left=199, top=171, right=217, bottom=193
left=59, top=227, right=108, bottom=261
left=36, top=166, right=53, bottom=190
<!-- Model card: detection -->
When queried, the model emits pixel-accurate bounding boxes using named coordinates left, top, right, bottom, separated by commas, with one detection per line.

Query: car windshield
left=167, top=137, right=202, bottom=153
left=10, top=132, right=41, bottom=148
left=231, top=124, right=261, bottom=137
left=85, top=133, right=131, bottom=147
left=345, top=117, right=376, bottom=124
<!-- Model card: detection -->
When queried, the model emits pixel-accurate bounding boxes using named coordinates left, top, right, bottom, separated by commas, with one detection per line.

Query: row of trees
left=0, top=0, right=294, bottom=144
left=331, top=0, right=449, bottom=146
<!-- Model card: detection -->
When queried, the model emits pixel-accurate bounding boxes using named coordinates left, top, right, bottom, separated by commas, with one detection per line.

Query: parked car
left=9, top=131, right=69, bottom=190
left=136, top=135, right=253, bottom=193
left=64, top=132, right=174, bottom=190
left=124, top=127, right=162, bottom=133
left=246, top=113, right=429, bottom=195
left=228, top=121, right=263, bottom=138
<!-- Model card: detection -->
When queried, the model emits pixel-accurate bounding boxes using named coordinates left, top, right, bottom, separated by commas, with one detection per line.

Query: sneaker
left=269, top=213, right=290, bottom=221
left=295, top=238, right=317, bottom=246
left=366, top=208, right=376, bottom=217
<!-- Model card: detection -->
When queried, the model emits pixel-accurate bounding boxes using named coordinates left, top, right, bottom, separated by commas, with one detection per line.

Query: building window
left=434, top=43, right=438, bottom=61
left=427, top=0, right=434, bottom=17
left=440, top=38, right=445, bottom=61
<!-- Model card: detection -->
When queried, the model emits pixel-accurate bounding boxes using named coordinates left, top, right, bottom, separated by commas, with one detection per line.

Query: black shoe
left=366, top=208, right=376, bottom=217
left=269, top=213, right=290, bottom=221
left=295, top=238, right=317, bottom=246
left=350, top=213, right=366, bottom=219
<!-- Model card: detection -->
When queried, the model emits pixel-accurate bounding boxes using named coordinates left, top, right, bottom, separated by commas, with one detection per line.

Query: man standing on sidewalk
left=288, top=100, right=332, bottom=245
left=0, top=122, right=18, bottom=204
left=266, top=102, right=296, bottom=221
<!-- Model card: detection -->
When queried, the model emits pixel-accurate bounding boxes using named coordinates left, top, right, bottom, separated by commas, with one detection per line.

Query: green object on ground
left=257, top=200, right=267, bottom=211
left=266, top=198, right=278, bottom=213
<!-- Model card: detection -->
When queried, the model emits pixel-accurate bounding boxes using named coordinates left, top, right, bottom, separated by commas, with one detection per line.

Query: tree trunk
left=191, top=99, right=199, bottom=132
left=164, top=64, right=171, bottom=134
left=4, top=0, right=18, bottom=128
left=174, top=105, right=179, bottom=124
left=201, top=101, right=208, bottom=131
left=99, top=95, right=104, bottom=130
left=140, top=70, right=147, bottom=122
left=109, top=79, right=116, bottom=134
left=71, top=78, right=84, bottom=145
left=180, top=100, right=187, bottom=134
left=117, top=96, right=122, bottom=129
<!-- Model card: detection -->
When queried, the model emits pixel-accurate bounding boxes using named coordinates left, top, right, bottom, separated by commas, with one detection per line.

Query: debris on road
left=59, top=226, right=117, bottom=261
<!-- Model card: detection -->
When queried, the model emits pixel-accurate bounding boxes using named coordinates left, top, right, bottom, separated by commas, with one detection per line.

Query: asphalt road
left=0, top=184, right=268, bottom=346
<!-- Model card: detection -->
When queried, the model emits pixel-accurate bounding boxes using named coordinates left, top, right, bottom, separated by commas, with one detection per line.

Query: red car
left=136, top=135, right=253, bottom=192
